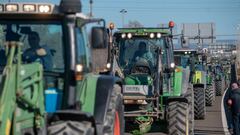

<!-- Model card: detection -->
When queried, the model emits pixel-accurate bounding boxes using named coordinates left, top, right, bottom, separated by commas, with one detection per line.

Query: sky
left=81, top=0, right=240, bottom=40
left=3, top=0, right=240, bottom=40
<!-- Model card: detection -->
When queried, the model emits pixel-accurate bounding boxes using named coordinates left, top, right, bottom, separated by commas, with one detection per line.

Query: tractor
left=0, top=0, right=124, bottom=135
left=205, top=62, right=216, bottom=106
left=112, top=23, right=194, bottom=135
left=174, top=48, right=214, bottom=119
left=214, top=62, right=226, bottom=96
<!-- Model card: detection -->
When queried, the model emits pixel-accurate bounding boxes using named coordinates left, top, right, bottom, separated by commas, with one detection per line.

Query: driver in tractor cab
left=132, top=41, right=153, bottom=66
left=23, top=31, right=53, bottom=70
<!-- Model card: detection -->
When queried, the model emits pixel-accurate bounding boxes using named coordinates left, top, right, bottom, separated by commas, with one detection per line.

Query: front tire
left=215, top=80, right=222, bottom=96
left=168, top=101, right=190, bottom=135
left=194, top=87, right=206, bottom=119
left=205, top=84, right=215, bottom=106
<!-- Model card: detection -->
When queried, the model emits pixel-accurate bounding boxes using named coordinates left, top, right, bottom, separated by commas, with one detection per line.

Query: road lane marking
left=221, top=88, right=231, bottom=135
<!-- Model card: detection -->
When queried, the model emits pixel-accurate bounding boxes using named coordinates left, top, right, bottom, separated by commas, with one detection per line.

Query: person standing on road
left=228, top=83, right=240, bottom=135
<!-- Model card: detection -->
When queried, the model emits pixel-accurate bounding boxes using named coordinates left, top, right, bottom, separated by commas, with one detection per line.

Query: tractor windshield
left=0, top=21, right=64, bottom=72
left=174, top=55, right=190, bottom=68
left=117, top=38, right=165, bottom=72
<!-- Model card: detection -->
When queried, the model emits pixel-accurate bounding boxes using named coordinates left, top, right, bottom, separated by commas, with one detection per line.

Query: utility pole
left=120, top=9, right=127, bottom=28
left=89, top=0, right=93, bottom=17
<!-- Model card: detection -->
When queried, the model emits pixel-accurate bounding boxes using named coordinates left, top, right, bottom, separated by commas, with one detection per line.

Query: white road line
left=221, top=88, right=231, bottom=135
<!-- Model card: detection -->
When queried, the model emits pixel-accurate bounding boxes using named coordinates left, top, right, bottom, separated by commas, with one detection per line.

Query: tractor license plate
left=123, top=85, right=148, bottom=95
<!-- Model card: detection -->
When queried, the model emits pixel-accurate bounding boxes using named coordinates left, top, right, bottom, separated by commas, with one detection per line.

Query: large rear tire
left=215, top=80, right=222, bottom=96
left=168, top=101, right=190, bottom=135
left=194, top=87, right=206, bottom=119
left=205, top=84, right=215, bottom=106
left=103, top=85, right=125, bottom=135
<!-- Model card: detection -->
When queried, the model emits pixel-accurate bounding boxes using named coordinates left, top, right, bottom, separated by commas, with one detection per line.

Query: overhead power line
left=83, top=7, right=239, bottom=13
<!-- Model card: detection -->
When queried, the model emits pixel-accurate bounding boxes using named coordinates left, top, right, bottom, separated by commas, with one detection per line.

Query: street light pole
left=89, top=0, right=93, bottom=17
left=120, top=9, right=127, bottom=28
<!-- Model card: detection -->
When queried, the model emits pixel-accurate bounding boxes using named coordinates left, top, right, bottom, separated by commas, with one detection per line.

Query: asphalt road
left=194, top=96, right=225, bottom=135
left=125, top=95, right=225, bottom=135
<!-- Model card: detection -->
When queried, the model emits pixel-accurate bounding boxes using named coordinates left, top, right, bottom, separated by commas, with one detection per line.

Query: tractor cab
left=0, top=1, right=124, bottom=135
left=174, top=49, right=208, bottom=80
left=114, top=28, right=174, bottom=98
left=174, top=49, right=196, bottom=70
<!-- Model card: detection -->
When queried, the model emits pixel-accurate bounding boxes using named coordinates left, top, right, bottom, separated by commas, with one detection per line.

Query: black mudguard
left=48, top=110, right=95, bottom=122
left=193, top=83, right=205, bottom=88
left=94, top=75, right=115, bottom=125
left=167, top=97, right=188, bottom=104
left=48, top=110, right=96, bottom=127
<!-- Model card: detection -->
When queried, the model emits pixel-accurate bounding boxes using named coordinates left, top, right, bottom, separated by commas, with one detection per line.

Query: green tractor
left=0, top=0, right=125, bottom=134
left=112, top=25, right=194, bottom=134
left=214, top=63, right=226, bottom=96
left=205, top=63, right=216, bottom=106
left=174, top=49, right=211, bottom=119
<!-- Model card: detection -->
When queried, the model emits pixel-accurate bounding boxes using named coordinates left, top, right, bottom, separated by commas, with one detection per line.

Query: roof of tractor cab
left=174, top=49, right=197, bottom=53
left=0, top=0, right=82, bottom=17
left=115, top=28, right=170, bottom=35
left=174, top=49, right=198, bottom=56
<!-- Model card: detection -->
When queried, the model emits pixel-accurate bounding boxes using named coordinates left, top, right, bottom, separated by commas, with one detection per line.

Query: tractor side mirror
left=181, top=36, right=189, bottom=48
left=91, top=27, right=108, bottom=49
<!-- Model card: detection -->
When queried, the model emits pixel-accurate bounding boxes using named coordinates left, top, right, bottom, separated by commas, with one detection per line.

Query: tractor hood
left=124, top=74, right=153, bottom=85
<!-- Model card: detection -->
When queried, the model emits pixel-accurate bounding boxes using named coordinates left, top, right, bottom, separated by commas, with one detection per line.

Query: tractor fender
left=193, top=83, right=205, bottom=89
left=48, top=110, right=96, bottom=127
left=215, top=74, right=222, bottom=81
left=94, top=75, right=115, bottom=125
left=167, top=97, right=188, bottom=104
left=181, top=68, right=190, bottom=95
left=206, top=74, right=213, bottom=85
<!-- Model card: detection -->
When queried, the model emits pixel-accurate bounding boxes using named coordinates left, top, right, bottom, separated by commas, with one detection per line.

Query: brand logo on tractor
left=123, top=85, right=149, bottom=95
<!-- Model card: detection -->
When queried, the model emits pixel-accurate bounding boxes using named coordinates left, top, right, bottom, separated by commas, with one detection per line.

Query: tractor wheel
left=215, top=80, right=222, bottom=96
left=103, top=85, right=125, bottom=135
left=205, top=84, right=215, bottom=106
left=47, top=121, right=94, bottom=135
left=183, top=85, right=194, bottom=135
left=194, top=87, right=206, bottom=119
left=167, top=101, right=190, bottom=135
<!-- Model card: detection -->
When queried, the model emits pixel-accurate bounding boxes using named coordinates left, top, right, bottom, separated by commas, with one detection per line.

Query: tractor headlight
left=76, top=64, right=84, bottom=81
left=170, top=62, right=175, bottom=68
left=106, top=63, right=111, bottom=69
left=127, top=33, right=132, bottom=39
left=76, top=64, right=83, bottom=72
left=39, top=5, right=51, bottom=13
left=121, top=33, right=126, bottom=38
left=23, top=4, right=36, bottom=12
left=149, top=33, right=155, bottom=38
left=157, top=33, right=161, bottom=38
left=6, top=4, right=18, bottom=12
